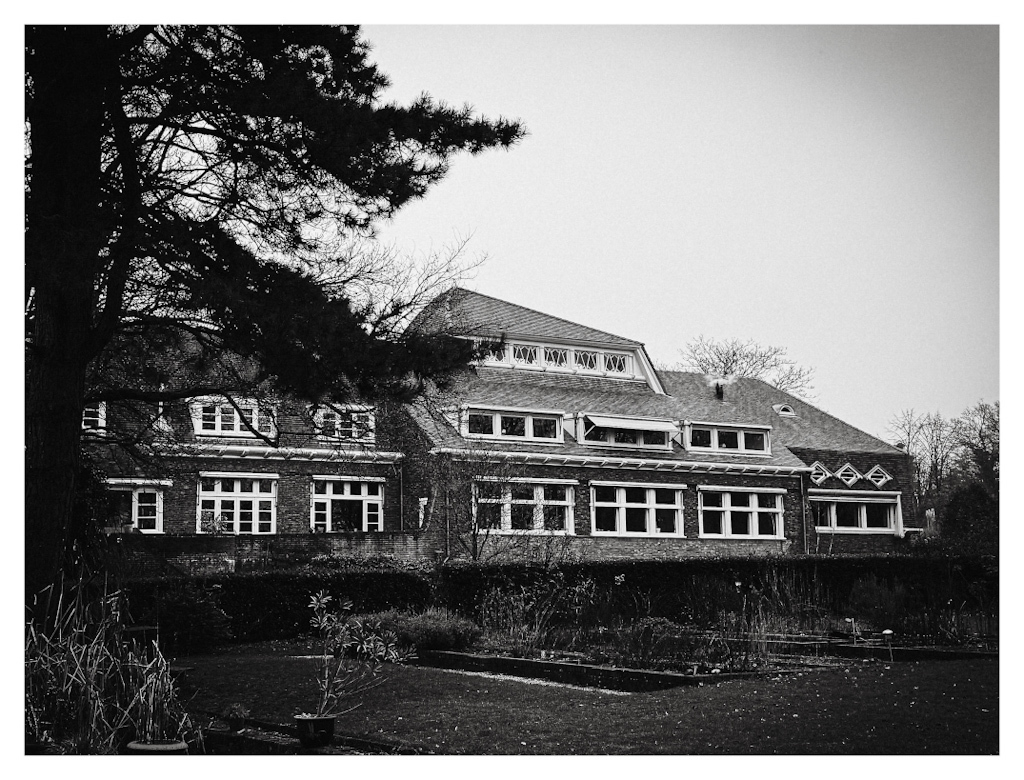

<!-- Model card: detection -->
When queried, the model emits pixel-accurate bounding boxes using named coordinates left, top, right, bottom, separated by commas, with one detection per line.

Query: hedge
left=124, top=566, right=434, bottom=645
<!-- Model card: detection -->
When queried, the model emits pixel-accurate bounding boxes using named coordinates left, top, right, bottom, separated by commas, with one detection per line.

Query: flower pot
left=293, top=714, right=336, bottom=748
left=125, top=738, right=189, bottom=754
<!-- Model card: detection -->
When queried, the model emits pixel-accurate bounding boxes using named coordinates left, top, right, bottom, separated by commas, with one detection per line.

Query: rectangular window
left=464, top=409, right=563, bottom=443
left=687, top=425, right=771, bottom=455
left=198, top=474, right=276, bottom=534
left=473, top=481, right=575, bottom=533
left=812, top=500, right=895, bottom=533
left=82, top=401, right=107, bottom=433
left=109, top=486, right=164, bottom=534
left=590, top=483, right=685, bottom=536
left=316, top=406, right=375, bottom=443
left=581, top=420, right=674, bottom=450
left=311, top=478, right=384, bottom=533
left=190, top=398, right=274, bottom=438
left=699, top=489, right=783, bottom=539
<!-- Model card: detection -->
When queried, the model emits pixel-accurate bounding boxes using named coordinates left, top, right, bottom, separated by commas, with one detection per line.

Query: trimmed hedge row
left=124, top=567, right=434, bottom=645
left=123, top=555, right=997, bottom=649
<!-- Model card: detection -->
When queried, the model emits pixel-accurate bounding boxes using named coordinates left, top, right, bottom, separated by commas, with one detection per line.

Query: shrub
left=362, top=608, right=481, bottom=652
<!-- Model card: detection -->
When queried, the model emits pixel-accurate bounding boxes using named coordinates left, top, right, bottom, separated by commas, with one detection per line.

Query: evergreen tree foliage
left=25, top=25, right=525, bottom=615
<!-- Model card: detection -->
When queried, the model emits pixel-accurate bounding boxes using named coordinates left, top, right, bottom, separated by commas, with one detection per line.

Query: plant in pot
left=119, top=641, right=197, bottom=754
left=294, top=591, right=408, bottom=749
left=221, top=703, right=250, bottom=733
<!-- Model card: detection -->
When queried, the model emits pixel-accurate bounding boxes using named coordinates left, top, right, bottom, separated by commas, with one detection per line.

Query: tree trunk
left=25, top=26, right=109, bottom=617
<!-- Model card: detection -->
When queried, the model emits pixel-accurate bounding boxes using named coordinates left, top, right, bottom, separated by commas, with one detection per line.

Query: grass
left=180, top=641, right=998, bottom=754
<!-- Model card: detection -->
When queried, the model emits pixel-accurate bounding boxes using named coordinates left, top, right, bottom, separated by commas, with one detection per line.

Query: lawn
left=180, top=643, right=998, bottom=755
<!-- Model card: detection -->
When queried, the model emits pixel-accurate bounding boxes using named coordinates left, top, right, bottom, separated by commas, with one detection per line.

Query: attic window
left=773, top=404, right=796, bottom=417
left=574, top=351, right=598, bottom=370
left=544, top=347, right=568, bottom=367
left=810, top=462, right=831, bottom=485
left=865, top=465, right=893, bottom=488
left=834, top=463, right=862, bottom=487
left=512, top=345, right=538, bottom=365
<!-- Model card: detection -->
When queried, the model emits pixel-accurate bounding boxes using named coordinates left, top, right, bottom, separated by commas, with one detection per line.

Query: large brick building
left=86, top=288, right=917, bottom=570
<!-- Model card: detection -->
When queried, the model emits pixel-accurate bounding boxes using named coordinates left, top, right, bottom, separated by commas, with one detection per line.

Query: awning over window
left=584, top=414, right=679, bottom=434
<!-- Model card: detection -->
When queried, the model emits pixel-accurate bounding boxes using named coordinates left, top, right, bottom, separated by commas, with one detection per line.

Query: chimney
left=715, top=382, right=724, bottom=400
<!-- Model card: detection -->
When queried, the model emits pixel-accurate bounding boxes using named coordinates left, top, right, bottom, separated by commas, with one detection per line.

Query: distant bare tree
left=676, top=336, right=815, bottom=399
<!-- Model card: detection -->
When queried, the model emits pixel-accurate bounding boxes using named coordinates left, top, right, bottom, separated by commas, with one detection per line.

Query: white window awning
left=584, top=414, right=679, bottom=433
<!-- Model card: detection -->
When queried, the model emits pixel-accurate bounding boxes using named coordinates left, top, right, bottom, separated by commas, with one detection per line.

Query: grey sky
left=362, top=25, right=998, bottom=441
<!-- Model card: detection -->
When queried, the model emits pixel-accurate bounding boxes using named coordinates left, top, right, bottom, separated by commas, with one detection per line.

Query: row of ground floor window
left=107, top=472, right=906, bottom=539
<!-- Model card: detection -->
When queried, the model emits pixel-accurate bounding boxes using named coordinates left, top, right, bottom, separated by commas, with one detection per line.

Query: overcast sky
left=360, top=24, right=999, bottom=441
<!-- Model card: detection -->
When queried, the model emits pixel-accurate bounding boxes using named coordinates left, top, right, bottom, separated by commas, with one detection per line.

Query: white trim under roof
left=105, top=477, right=173, bottom=487
left=685, top=419, right=772, bottom=431
left=476, top=476, right=579, bottom=484
left=431, top=447, right=810, bottom=475
left=584, top=414, right=679, bottom=433
left=312, top=475, right=387, bottom=482
left=808, top=488, right=903, bottom=497
left=591, top=480, right=688, bottom=490
left=697, top=485, right=789, bottom=494
left=154, top=442, right=403, bottom=463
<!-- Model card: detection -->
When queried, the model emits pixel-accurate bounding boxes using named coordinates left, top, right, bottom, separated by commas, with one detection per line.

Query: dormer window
left=189, top=397, right=275, bottom=438
left=579, top=415, right=677, bottom=450
left=544, top=347, right=568, bottom=367
left=574, top=351, right=598, bottom=370
left=604, top=354, right=627, bottom=373
left=82, top=401, right=107, bottom=434
left=773, top=404, right=797, bottom=417
left=686, top=423, right=771, bottom=455
left=464, top=408, right=563, bottom=442
left=314, top=405, right=375, bottom=444
left=512, top=344, right=538, bottom=365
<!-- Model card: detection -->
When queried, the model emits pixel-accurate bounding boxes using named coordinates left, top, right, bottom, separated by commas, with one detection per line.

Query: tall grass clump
left=24, top=583, right=200, bottom=754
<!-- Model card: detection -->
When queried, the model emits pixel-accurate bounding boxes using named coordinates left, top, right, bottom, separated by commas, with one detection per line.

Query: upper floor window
left=189, top=397, right=275, bottom=438
left=687, top=424, right=770, bottom=455
left=82, top=401, right=107, bottom=434
left=480, top=340, right=636, bottom=379
left=464, top=408, right=562, bottom=442
left=313, top=405, right=375, bottom=444
left=578, top=415, right=676, bottom=450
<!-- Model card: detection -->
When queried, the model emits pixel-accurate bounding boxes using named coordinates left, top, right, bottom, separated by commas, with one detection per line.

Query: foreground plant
left=302, top=591, right=410, bottom=719
left=24, top=583, right=199, bottom=753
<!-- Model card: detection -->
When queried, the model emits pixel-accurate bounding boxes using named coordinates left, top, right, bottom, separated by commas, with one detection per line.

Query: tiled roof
left=409, top=366, right=901, bottom=466
left=411, top=288, right=642, bottom=348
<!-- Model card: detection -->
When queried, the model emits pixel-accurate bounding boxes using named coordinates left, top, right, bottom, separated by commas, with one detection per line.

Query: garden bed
left=414, top=650, right=814, bottom=692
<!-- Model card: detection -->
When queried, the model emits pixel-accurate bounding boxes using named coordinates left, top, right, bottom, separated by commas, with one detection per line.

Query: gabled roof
left=412, top=288, right=642, bottom=348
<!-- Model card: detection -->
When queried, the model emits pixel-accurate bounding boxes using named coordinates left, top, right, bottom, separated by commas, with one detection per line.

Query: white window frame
left=577, top=415, right=677, bottom=451
left=697, top=485, right=786, bottom=540
left=106, top=478, right=170, bottom=534
left=864, top=465, right=893, bottom=488
left=809, top=462, right=832, bottom=485
left=463, top=407, right=565, bottom=444
left=197, top=472, right=277, bottom=534
left=685, top=422, right=772, bottom=456
left=82, top=401, right=107, bottom=435
left=310, top=476, right=384, bottom=532
left=472, top=478, right=576, bottom=534
left=188, top=396, right=275, bottom=438
left=590, top=482, right=687, bottom=537
left=479, top=340, right=637, bottom=379
left=810, top=490, right=902, bottom=534
left=312, top=404, right=376, bottom=444
left=834, top=463, right=863, bottom=487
